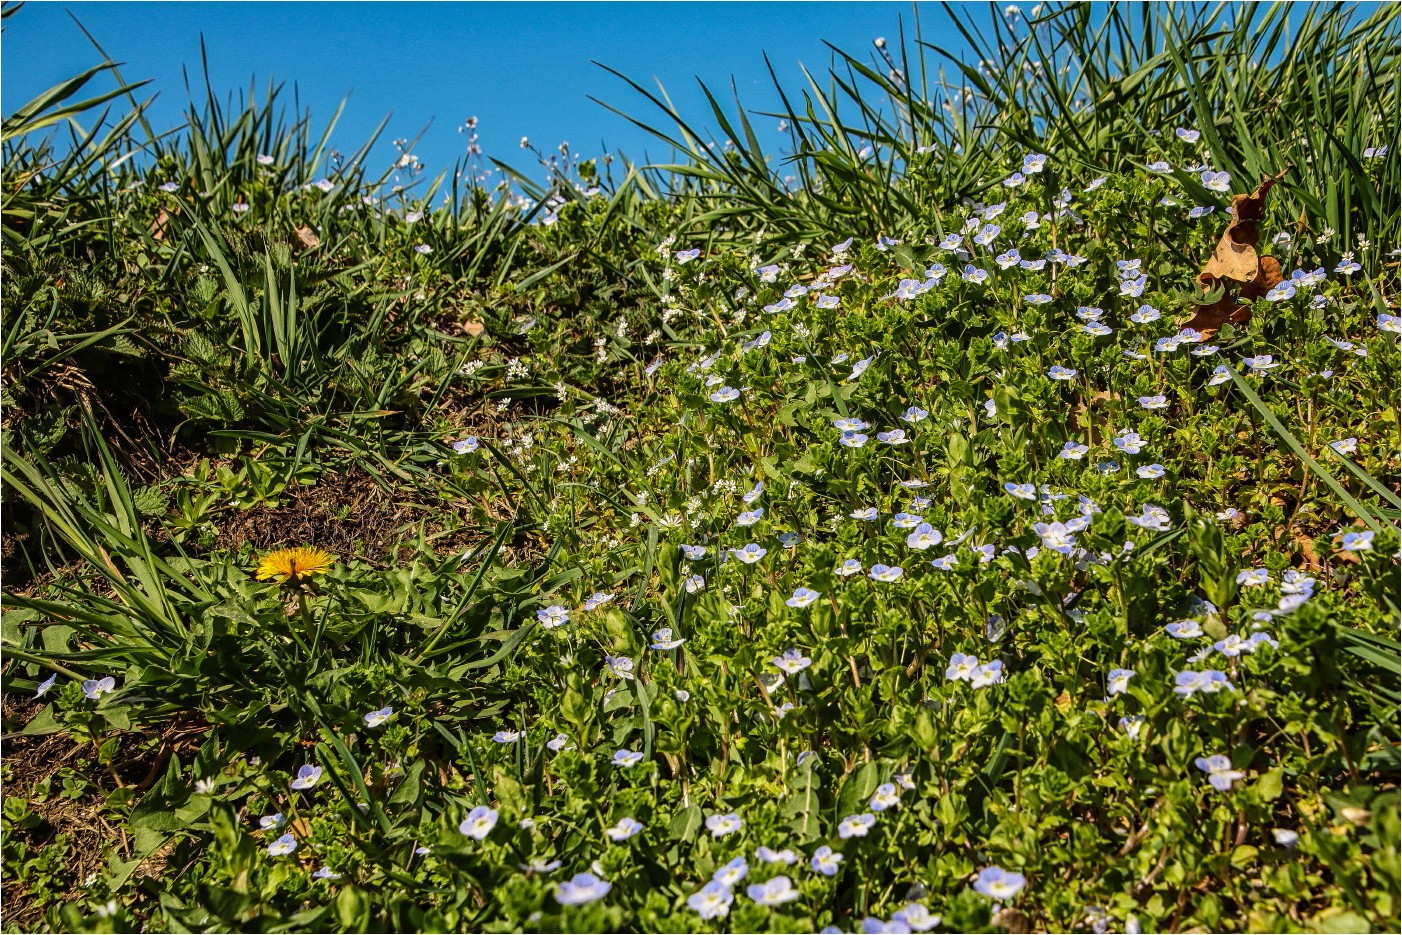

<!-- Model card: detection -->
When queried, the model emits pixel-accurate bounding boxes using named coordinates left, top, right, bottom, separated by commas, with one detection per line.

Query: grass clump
left=2, top=2, right=1398, bottom=933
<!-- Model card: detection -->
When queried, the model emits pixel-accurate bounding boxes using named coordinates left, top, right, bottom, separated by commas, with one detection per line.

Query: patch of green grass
left=2, top=2, right=1399, bottom=933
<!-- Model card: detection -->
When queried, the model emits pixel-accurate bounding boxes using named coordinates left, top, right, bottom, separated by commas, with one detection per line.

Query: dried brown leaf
left=461, top=320, right=485, bottom=337
left=150, top=208, right=170, bottom=242
left=295, top=226, right=321, bottom=249
left=1185, top=168, right=1290, bottom=338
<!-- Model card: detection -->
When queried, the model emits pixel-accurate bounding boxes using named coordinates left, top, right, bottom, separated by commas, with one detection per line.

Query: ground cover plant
left=2, top=2, right=1399, bottom=932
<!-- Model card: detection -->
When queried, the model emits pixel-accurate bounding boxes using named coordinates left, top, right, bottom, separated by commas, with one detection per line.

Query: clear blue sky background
left=1, top=1, right=1000, bottom=182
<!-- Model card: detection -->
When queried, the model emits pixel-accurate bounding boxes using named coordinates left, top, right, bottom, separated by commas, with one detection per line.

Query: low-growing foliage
left=2, top=2, right=1399, bottom=933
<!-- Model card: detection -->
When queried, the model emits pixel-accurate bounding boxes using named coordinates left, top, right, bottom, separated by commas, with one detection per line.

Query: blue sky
left=1, top=2, right=999, bottom=183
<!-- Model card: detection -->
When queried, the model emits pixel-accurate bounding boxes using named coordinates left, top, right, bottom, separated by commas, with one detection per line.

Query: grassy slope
left=2, top=3, right=1400, bottom=933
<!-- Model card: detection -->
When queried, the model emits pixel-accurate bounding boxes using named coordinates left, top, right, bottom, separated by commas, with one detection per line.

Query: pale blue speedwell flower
left=537, top=605, right=570, bottom=628
left=612, top=749, right=644, bottom=768
left=555, top=872, right=612, bottom=905
left=974, top=866, right=1027, bottom=899
left=747, top=875, right=800, bottom=905
left=267, top=833, right=298, bottom=857
left=838, top=813, right=877, bottom=838
left=1195, top=754, right=1245, bottom=791
left=811, top=845, right=843, bottom=875
left=706, top=812, right=743, bottom=837
left=606, top=816, right=644, bottom=841
left=290, top=765, right=323, bottom=790
left=460, top=806, right=499, bottom=840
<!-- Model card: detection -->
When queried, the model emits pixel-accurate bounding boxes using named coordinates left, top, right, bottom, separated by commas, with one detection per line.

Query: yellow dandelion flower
left=256, top=547, right=337, bottom=583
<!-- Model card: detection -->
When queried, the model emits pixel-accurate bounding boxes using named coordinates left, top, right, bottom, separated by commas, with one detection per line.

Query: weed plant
left=2, top=2, right=1399, bottom=933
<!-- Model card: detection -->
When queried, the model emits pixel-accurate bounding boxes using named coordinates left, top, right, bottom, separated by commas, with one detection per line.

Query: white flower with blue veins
left=555, top=872, right=612, bottom=905
left=290, top=765, right=323, bottom=790
left=709, top=386, right=741, bottom=403
left=901, top=406, right=929, bottom=423
left=612, top=749, right=644, bottom=768
left=906, top=523, right=944, bottom=550
left=604, top=655, right=635, bottom=680
left=835, top=813, right=880, bottom=841
left=773, top=648, right=813, bottom=673
left=1060, top=441, right=1090, bottom=459
left=1236, top=568, right=1270, bottom=587
left=605, top=816, right=644, bottom=841
left=267, top=833, right=298, bottom=857
left=747, top=875, right=801, bottom=905
left=735, top=508, right=764, bottom=526
left=684, top=574, right=706, bottom=592
left=868, top=564, right=904, bottom=582
left=1340, top=530, right=1374, bottom=551
left=1004, top=482, right=1037, bottom=500
left=974, top=866, right=1027, bottom=899
left=1034, top=521, right=1077, bottom=553
left=876, top=429, right=909, bottom=445
left=1200, top=169, right=1231, bottom=191
left=890, top=512, right=924, bottom=529
left=1083, top=321, right=1113, bottom=336
left=892, top=903, right=941, bottom=932
left=1136, top=463, right=1167, bottom=479
left=1129, top=304, right=1162, bottom=324
left=650, top=628, right=685, bottom=650
left=756, top=846, right=799, bottom=864
left=870, top=783, right=902, bottom=811
left=838, top=559, right=864, bottom=576
left=459, top=806, right=499, bottom=840
left=730, top=543, right=768, bottom=564
left=946, top=652, right=979, bottom=681
left=1195, top=754, right=1245, bottom=791
left=583, top=591, right=615, bottom=610
left=537, top=605, right=570, bottom=628
left=712, top=856, right=750, bottom=887
left=687, top=881, right=733, bottom=920
left=364, top=706, right=394, bottom=728
left=1048, top=365, right=1078, bottom=380
left=1165, top=620, right=1204, bottom=639
left=970, top=660, right=1005, bottom=688
left=811, top=845, right=844, bottom=875
left=1107, top=668, right=1135, bottom=695
left=83, top=676, right=116, bottom=700
left=786, top=587, right=821, bottom=608
left=706, top=812, right=743, bottom=837
left=1174, top=669, right=1235, bottom=696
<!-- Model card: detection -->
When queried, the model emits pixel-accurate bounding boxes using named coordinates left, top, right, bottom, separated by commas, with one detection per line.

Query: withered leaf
left=1185, top=168, right=1290, bottom=338
left=150, top=208, right=170, bottom=242
left=295, top=226, right=321, bottom=249
left=461, top=320, right=485, bottom=337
